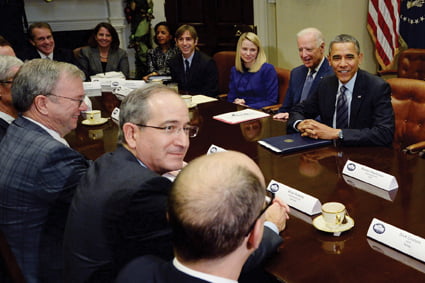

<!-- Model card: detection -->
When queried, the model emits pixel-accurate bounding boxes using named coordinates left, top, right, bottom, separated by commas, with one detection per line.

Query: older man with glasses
left=0, top=59, right=91, bottom=283
left=64, top=84, right=289, bottom=282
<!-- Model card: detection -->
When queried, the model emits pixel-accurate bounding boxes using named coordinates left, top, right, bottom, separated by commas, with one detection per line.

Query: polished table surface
left=66, top=94, right=425, bottom=282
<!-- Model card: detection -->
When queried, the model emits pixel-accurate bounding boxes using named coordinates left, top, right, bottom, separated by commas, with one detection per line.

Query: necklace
left=100, top=54, right=108, bottom=59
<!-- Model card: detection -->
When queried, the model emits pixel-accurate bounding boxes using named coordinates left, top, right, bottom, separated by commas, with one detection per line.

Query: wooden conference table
left=66, top=93, right=425, bottom=282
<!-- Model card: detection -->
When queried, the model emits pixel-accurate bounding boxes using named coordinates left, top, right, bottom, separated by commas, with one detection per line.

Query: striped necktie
left=300, top=69, right=316, bottom=101
left=336, top=85, right=348, bottom=129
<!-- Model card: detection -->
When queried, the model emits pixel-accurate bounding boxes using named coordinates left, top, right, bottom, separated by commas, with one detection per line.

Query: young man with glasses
left=117, top=151, right=289, bottom=283
left=0, top=59, right=90, bottom=283
left=64, top=84, right=288, bottom=282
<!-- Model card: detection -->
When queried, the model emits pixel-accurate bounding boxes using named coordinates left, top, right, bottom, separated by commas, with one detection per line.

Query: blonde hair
left=235, top=32, right=266, bottom=73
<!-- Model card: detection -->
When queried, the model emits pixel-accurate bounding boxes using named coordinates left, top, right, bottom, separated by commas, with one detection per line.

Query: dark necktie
left=184, top=59, right=190, bottom=82
left=300, top=69, right=316, bottom=101
left=336, top=85, right=348, bottom=129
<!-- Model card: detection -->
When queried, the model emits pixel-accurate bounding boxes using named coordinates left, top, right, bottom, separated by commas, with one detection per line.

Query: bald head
left=169, top=151, right=266, bottom=261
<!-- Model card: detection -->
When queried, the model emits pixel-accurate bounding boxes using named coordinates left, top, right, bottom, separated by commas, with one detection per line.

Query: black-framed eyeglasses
left=135, top=124, right=199, bottom=138
left=245, top=192, right=275, bottom=236
left=46, top=93, right=86, bottom=106
left=0, top=80, right=13, bottom=84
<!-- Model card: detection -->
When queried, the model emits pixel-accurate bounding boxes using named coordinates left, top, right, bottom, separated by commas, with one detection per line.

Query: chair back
left=0, top=229, right=25, bottom=283
left=275, top=67, right=291, bottom=104
left=212, top=51, right=236, bottom=94
left=397, top=49, right=425, bottom=80
left=388, top=77, right=425, bottom=149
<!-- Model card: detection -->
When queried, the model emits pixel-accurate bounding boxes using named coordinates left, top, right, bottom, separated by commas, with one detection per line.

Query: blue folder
left=258, top=133, right=332, bottom=153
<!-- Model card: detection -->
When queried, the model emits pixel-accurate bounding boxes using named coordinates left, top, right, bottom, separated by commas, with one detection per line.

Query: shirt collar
left=37, top=50, right=53, bottom=60
left=22, top=116, right=69, bottom=146
left=338, top=71, right=358, bottom=93
left=0, top=112, right=15, bottom=124
left=310, top=56, right=326, bottom=75
left=182, top=52, right=195, bottom=66
left=173, top=257, right=238, bottom=283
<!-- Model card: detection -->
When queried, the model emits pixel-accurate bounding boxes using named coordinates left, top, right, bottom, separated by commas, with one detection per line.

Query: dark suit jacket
left=0, top=116, right=90, bottom=283
left=279, top=57, right=333, bottom=113
left=17, top=46, right=75, bottom=64
left=288, top=69, right=395, bottom=146
left=169, top=50, right=219, bottom=97
left=64, top=146, right=282, bottom=282
left=116, top=256, right=210, bottom=283
left=0, top=117, right=9, bottom=142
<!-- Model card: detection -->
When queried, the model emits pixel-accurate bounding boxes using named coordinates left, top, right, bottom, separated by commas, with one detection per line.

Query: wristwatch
left=338, top=130, right=344, bottom=140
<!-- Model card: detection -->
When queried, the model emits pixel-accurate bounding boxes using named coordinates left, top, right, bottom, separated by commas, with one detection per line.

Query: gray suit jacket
left=78, top=46, right=130, bottom=79
left=0, top=116, right=90, bottom=283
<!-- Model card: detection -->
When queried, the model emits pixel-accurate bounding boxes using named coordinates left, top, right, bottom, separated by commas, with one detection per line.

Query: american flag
left=367, top=0, right=401, bottom=70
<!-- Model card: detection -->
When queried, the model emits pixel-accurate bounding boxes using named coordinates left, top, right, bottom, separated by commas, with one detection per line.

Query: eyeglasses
left=47, top=93, right=86, bottom=106
left=0, top=80, right=13, bottom=84
left=245, top=192, right=275, bottom=236
left=136, top=124, right=199, bottom=138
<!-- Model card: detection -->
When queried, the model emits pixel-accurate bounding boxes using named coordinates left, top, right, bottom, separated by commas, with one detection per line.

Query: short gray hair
left=118, top=84, right=178, bottom=144
left=11, top=59, right=85, bottom=113
left=297, top=27, right=324, bottom=48
left=329, top=34, right=361, bottom=54
left=0, top=55, right=23, bottom=81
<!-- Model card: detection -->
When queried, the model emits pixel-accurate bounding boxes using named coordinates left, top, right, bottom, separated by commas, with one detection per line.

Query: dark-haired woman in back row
left=78, top=22, right=130, bottom=79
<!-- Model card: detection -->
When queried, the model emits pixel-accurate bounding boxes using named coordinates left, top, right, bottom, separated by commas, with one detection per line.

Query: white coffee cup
left=321, top=202, right=347, bottom=228
left=86, top=110, right=102, bottom=123
left=181, top=95, right=192, bottom=107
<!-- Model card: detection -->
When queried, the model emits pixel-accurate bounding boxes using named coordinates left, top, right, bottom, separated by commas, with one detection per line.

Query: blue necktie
left=300, top=69, right=316, bottom=101
left=336, top=85, right=348, bottom=129
left=184, top=59, right=190, bottom=82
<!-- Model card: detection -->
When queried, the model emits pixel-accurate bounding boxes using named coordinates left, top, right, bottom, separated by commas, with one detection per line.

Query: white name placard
left=367, top=218, right=425, bottom=263
left=266, top=180, right=321, bottom=216
left=206, top=144, right=227, bottom=155
left=342, top=175, right=398, bottom=201
left=342, top=160, right=398, bottom=191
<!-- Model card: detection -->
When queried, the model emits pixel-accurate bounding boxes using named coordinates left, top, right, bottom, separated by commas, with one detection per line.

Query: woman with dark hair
left=143, top=22, right=179, bottom=81
left=78, top=22, right=130, bottom=79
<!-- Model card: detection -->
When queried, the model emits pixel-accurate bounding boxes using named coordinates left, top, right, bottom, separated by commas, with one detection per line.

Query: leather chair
left=388, top=77, right=425, bottom=152
left=379, top=48, right=425, bottom=80
left=261, top=67, right=291, bottom=113
left=212, top=51, right=236, bottom=95
left=0, top=229, right=25, bottom=283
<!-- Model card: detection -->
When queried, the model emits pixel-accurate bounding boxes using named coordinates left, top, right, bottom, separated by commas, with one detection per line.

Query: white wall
left=275, top=0, right=377, bottom=73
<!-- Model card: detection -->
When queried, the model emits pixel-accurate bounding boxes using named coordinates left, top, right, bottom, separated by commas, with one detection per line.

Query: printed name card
left=367, top=218, right=425, bottom=263
left=206, top=144, right=227, bottom=154
left=266, top=180, right=321, bottom=215
left=342, top=160, right=398, bottom=191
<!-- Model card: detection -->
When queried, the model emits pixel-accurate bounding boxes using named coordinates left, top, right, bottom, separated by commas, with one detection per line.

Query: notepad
left=213, top=109, right=269, bottom=124
left=258, top=133, right=332, bottom=153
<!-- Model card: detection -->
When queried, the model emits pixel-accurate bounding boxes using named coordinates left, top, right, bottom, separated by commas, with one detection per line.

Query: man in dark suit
left=0, top=55, right=23, bottom=141
left=17, top=22, right=75, bottom=64
left=0, top=59, right=90, bottom=283
left=288, top=34, right=394, bottom=146
left=116, top=151, right=290, bottom=283
left=64, top=84, right=287, bottom=282
left=169, top=24, right=219, bottom=97
left=274, top=27, right=333, bottom=119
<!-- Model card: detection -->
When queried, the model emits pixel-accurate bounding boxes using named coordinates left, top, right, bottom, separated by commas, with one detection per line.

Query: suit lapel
left=350, top=69, right=365, bottom=124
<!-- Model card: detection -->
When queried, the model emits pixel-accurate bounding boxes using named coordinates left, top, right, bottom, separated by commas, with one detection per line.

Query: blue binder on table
left=258, top=133, right=332, bottom=153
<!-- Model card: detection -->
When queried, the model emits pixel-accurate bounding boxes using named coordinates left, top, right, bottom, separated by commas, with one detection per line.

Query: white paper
left=342, top=175, right=398, bottom=201
left=83, top=81, right=102, bottom=97
left=206, top=144, right=227, bottom=154
left=367, top=218, right=425, bottom=263
left=342, top=160, right=398, bottom=191
left=192, top=95, right=218, bottom=105
left=266, top=180, right=321, bottom=215
left=213, top=109, right=269, bottom=124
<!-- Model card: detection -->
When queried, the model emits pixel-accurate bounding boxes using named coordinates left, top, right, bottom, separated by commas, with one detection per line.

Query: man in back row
left=116, top=151, right=285, bottom=282
left=288, top=34, right=394, bottom=146
left=64, top=84, right=289, bottom=282
left=274, top=27, right=333, bottom=119
left=18, top=22, right=75, bottom=63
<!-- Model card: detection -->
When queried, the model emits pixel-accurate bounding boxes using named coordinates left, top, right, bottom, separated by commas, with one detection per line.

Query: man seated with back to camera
left=63, top=84, right=288, bottom=282
left=116, top=151, right=290, bottom=283
left=287, top=34, right=394, bottom=146
left=169, top=24, right=219, bottom=97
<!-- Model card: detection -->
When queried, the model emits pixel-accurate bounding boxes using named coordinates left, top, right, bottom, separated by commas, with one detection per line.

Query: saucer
left=82, top=117, right=109, bottom=126
left=312, top=215, right=354, bottom=233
